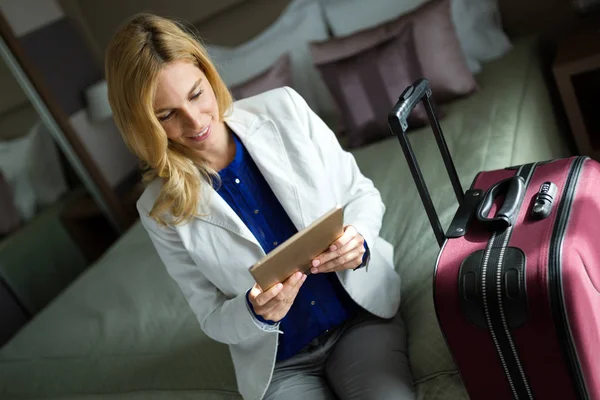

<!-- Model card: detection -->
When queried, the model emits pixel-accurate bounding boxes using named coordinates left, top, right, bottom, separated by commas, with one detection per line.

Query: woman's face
left=153, top=61, right=227, bottom=161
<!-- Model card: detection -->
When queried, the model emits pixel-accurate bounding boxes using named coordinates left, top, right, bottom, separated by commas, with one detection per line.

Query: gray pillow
left=311, top=23, right=429, bottom=148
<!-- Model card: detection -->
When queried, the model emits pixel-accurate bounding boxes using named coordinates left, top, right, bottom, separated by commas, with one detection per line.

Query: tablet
left=249, top=205, right=344, bottom=290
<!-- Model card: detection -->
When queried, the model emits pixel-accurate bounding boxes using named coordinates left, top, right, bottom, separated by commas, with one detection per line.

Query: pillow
left=400, top=0, right=478, bottom=103
left=316, top=0, right=476, bottom=106
left=311, top=23, right=428, bottom=148
left=229, top=54, right=293, bottom=100
left=0, top=121, right=69, bottom=221
left=321, top=0, right=512, bottom=73
left=206, top=0, right=333, bottom=115
left=450, top=0, right=512, bottom=63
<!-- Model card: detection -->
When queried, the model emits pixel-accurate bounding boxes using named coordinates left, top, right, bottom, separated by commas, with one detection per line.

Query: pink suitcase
left=388, top=79, right=600, bottom=399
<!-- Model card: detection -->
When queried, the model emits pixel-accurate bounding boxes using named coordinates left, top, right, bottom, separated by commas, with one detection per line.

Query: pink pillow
left=229, top=54, right=293, bottom=100
left=311, top=23, right=429, bottom=148
left=385, top=0, right=477, bottom=103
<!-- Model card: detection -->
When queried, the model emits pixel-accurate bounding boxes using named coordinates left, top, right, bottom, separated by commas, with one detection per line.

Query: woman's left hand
left=310, top=225, right=365, bottom=274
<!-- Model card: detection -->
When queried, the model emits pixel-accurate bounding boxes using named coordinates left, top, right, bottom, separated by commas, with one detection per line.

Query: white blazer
left=137, top=87, right=401, bottom=400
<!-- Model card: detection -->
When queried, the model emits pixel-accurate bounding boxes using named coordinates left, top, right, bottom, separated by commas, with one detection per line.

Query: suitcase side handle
left=388, top=78, right=464, bottom=247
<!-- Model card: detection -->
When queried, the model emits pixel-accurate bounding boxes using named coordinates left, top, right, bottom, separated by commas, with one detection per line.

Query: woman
left=105, top=13, right=414, bottom=400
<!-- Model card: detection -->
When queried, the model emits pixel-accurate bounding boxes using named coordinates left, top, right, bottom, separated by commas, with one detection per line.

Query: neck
left=203, top=125, right=236, bottom=172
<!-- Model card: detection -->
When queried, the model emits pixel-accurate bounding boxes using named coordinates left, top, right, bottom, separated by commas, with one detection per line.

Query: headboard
left=60, top=0, right=580, bottom=67
left=498, top=0, right=576, bottom=39
left=58, top=0, right=292, bottom=64
left=0, top=51, right=38, bottom=142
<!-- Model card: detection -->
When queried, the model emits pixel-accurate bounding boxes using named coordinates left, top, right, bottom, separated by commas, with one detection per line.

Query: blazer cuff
left=354, top=239, right=370, bottom=270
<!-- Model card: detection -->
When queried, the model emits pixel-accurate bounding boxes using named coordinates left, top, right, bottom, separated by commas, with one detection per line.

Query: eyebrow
left=154, top=78, right=202, bottom=114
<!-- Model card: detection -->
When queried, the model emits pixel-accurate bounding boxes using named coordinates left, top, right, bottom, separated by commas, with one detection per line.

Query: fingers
left=276, top=272, right=306, bottom=302
left=318, top=247, right=365, bottom=273
left=251, top=281, right=284, bottom=308
left=249, top=272, right=307, bottom=322
left=311, top=226, right=364, bottom=273
left=330, top=225, right=357, bottom=252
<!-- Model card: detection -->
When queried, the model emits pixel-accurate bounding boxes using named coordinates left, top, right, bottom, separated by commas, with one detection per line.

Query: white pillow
left=321, top=0, right=512, bottom=73
left=0, top=121, right=68, bottom=221
left=206, top=0, right=333, bottom=115
left=321, top=0, right=423, bottom=37
left=451, top=0, right=512, bottom=63
left=0, top=133, right=36, bottom=220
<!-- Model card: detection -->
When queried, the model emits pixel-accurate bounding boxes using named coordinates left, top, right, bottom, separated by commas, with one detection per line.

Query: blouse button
left=234, top=178, right=240, bottom=184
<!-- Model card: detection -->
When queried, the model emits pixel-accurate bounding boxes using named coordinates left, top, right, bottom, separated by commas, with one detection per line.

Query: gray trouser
left=264, top=309, right=415, bottom=400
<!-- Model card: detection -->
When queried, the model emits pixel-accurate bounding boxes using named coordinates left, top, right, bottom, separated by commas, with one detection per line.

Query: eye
left=190, top=90, right=203, bottom=100
left=158, top=111, right=173, bottom=122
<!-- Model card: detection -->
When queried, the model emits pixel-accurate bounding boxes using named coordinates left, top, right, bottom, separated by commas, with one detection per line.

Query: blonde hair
left=105, top=13, right=232, bottom=226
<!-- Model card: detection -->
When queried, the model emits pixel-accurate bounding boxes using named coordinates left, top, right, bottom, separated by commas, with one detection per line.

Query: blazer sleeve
left=283, top=87, right=385, bottom=258
left=138, top=204, right=281, bottom=345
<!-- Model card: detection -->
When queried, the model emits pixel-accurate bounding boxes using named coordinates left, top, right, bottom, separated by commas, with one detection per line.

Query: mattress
left=0, top=37, right=572, bottom=399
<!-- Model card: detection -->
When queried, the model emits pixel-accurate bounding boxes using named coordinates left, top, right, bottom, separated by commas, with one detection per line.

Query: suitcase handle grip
left=476, top=176, right=525, bottom=230
left=393, top=79, right=430, bottom=131
left=388, top=78, right=464, bottom=247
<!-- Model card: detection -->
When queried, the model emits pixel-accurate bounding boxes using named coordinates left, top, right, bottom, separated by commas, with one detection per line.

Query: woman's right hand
left=248, top=271, right=307, bottom=322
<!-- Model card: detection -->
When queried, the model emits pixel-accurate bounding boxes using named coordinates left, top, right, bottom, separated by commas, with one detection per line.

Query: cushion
left=311, top=23, right=428, bottom=148
left=321, top=0, right=512, bottom=74
left=229, top=54, right=293, bottom=100
left=450, top=0, right=512, bottom=63
left=206, top=0, right=333, bottom=115
left=0, top=121, right=69, bottom=221
left=403, top=0, right=478, bottom=103
left=314, top=0, right=476, bottom=107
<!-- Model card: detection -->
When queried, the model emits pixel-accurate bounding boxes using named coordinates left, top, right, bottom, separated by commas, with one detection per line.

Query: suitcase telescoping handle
left=387, top=78, right=465, bottom=247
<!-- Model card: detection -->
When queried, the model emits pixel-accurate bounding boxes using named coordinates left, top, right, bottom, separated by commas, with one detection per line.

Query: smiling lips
left=187, top=123, right=211, bottom=142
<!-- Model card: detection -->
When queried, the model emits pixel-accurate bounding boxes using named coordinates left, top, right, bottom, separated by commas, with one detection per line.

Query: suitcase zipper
left=481, top=164, right=536, bottom=399
left=481, top=231, right=523, bottom=399
left=549, top=156, right=589, bottom=399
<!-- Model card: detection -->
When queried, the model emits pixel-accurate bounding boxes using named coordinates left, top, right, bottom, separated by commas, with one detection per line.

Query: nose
left=181, top=106, right=203, bottom=132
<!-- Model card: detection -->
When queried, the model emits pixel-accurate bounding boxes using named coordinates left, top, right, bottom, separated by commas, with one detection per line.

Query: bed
left=0, top=26, right=573, bottom=398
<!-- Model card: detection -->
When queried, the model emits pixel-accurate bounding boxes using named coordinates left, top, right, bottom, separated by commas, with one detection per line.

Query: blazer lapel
left=194, top=103, right=326, bottom=247
left=225, top=106, right=309, bottom=232
left=239, top=118, right=305, bottom=230
left=193, top=105, right=303, bottom=249
left=195, top=184, right=261, bottom=247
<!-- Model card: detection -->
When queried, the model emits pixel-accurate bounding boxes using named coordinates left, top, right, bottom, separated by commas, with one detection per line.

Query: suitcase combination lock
left=531, top=182, right=558, bottom=220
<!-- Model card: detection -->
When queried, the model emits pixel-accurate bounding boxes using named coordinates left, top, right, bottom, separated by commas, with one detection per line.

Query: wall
left=0, top=0, right=138, bottom=188
left=59, top=0, right=291, bottom=66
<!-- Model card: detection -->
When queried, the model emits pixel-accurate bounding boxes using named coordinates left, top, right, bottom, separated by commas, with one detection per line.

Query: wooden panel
left=191, top=0, right=291, bottom=46
left=65, top=0, right=245, bottom=54
left=498, top=0, right=577, bottom=39
left=0, top=58, right=29, bottom=115
left=20, top=18, right=102, bottom=115
left=60, top=0, right=291, bottom=64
